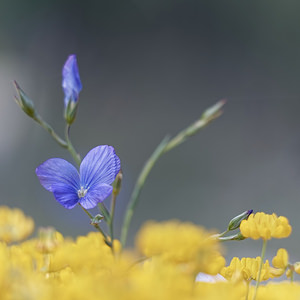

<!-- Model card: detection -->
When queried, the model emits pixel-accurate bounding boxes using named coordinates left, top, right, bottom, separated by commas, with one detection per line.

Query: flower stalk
left=252, top=239, right=268, bottom=300
left=120, top=100, right=226, bottom=247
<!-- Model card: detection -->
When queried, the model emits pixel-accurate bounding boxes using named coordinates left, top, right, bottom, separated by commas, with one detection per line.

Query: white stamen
left=77, top=186, right=88, bottom=198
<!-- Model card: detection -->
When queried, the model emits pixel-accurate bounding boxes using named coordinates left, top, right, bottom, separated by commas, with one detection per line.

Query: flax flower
left=36, top=145, right=121, bottom=209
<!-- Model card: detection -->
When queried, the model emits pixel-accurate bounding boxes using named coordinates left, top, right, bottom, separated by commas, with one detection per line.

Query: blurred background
left=1, top=0, right=300, bottom=261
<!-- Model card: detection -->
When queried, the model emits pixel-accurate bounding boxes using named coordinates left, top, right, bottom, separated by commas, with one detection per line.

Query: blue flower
left=36, top=146, right=121, bottom=209
left=62, top=54, right=82, bottom=107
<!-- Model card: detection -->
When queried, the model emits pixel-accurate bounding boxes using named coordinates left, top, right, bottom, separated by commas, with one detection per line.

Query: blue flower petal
left=80, top=145, right=121, bottom=189
left=62, top=54, right=82, bottom=107
left=36, top=158, right=80, bottom=208
left=53, top=186, right=79, bottom=209
left=79, top=183, right=113, bottom=209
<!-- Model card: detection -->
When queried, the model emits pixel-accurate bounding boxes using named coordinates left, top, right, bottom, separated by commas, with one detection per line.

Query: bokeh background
left=1, top=0, right=300, bottom=261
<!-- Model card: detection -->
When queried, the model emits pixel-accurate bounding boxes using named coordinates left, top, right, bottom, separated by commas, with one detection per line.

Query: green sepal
left=14, top=81, right=36, bottom=118
left=64, top=99, right=78, bottom=125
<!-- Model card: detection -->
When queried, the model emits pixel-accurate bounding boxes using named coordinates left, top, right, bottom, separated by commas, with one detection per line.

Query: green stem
left=98, top=203, right=111, bottom=222
left=108, top=193, right=117, bottom=250
left=120, top=101, right=225, bottom=248
left=290, top=269, right=294, bottom=283
left=120, top=136, right=170, bottom=247
left=65, top=124, right=81, bottom=166
left=253, top=239, right=267, bottom=300
left=33, top=114, right=68, bottom=148
left=79, top=203, right=112, bottom=247
left=212, top=230, right=229, bottom=239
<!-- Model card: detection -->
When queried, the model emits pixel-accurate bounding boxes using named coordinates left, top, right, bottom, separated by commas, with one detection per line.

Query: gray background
left=1, top=1, right=300, bottom=263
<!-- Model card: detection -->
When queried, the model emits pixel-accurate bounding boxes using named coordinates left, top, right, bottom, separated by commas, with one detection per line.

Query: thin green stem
left=33, top=114, right=68, bottom=148
left=211, top=230, right=229, bottom=239
left=108, top=193, right=117, bottom=251
left=65, top=124, right=81, bottom=166
left=79, top=203, right=112, bottom=247
left=120, top=101, right=225, bottom=248
left=120, top=136, right=170, bottom=247
left=290, top=269, right=294, bottom=283
left=252, top=239, right=267, bottom=300
left=98, top=203, right=111, bottom=222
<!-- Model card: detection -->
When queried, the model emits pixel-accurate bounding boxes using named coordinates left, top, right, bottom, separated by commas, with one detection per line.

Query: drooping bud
left=14, top=81, right=36, bottom=118
left=113, top=171, right=123, bottom=196
left=227, top=210, right=253, bottom=231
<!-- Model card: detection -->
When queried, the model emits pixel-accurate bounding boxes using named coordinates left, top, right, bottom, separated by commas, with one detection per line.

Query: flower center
left=77, top=186, right=88, bottom=198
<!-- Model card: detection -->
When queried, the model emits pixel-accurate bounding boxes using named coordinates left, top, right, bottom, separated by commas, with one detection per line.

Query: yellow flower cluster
left=240, top=212, right=292, bottom=240
left=1, top=207, right=300, bottom=300
left=0, top=206, right=34, bottom=243
left=136, top=220, right=225, bottom=275
left=221, top=257, right=272, bottom=281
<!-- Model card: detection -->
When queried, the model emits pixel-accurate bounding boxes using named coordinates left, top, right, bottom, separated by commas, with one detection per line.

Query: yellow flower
left=136, top=220, right=225, bottom=275
left=221, top=257, right=272, bottom=281
left=272, top=248, right=288, bottom=269
left=240, top=212, right=292, bottom=240
left=0, top=206, right=34, bottom=243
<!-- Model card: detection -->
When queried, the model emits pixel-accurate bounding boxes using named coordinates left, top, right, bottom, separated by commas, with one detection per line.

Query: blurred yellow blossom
left=0, top=206, right=34, bottom=243
left=0, top=207, right=299, bottom=300
left=136, top=220, right=225, bottom=275
left=240, top=212, right=292, bottom=240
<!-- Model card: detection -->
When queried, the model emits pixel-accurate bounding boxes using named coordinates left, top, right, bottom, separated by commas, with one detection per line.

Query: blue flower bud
left=62, top=54, right=82, bottom=124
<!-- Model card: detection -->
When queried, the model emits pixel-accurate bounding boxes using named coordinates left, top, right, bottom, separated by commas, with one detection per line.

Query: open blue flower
left=62, top=54, right=82, bottom=107
left=36, top=146, right=121, bottom=209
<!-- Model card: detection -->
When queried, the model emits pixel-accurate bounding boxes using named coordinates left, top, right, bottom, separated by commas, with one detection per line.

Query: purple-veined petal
left=53, top=184, right=80, bottom=209
left=36, top=158, right=80, bottom=208
left=62, top=54, right=82, bottom=107
left=79, top=183, right=113, bottom=209
left=80, top=145, right=121, bottom=189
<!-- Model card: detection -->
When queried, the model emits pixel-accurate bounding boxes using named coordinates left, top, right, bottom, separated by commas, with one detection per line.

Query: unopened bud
left=64, top=99, right=78, bottom=125
left=228, top=210, right=253, bottom=231
left=113, top=171, right=123, bottom=196
left=14, top=81, right=36, bottom=118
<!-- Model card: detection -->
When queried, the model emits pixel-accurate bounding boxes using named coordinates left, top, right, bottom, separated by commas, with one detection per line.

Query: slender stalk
left=120, top=136, right=170, bottom=247
left=252, top=240, right=267, bottom=300
left=211, top=230, right=229, bottom=239
left=98, top=203, right=111, bottom=222
left=290, top=269, right=294, bottom=283
left=120, top=100, right=226, bottom=248
left=79, top=203, right=112, bottom=247
left=33, top=114, right=68, bottom=148
left=65, top=124, right=81, bottom=166
left=108, top=193, right=117, bottom=247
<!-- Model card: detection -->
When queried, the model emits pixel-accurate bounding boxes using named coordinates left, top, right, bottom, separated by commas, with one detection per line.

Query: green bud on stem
left=227, top=210, right=253, bottom=231
left=14, top=81, right=36, bottom=118
left=113, top=171, right=123, bottom=196
left=64, top=99, right=78, bottom=125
